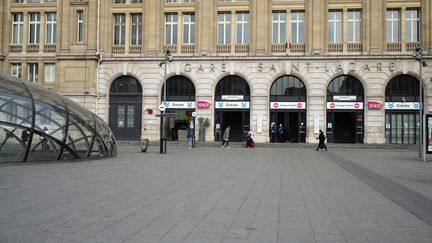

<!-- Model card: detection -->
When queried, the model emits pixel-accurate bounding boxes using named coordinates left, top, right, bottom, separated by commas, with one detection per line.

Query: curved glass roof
left=0, top=74, right=116, bottom=162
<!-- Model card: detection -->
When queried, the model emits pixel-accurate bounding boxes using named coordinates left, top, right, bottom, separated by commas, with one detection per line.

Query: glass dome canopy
left=0, top=74, right=116, bottom=162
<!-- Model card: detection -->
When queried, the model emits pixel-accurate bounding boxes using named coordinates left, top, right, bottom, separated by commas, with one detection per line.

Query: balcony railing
left=217, top=44, right=231, bottom=53
left=44, top=44, right=56, bottom=53
left=347, top=43, right=362, bottom=52
left=9, top=44, right=22, bottom=53
left=387, top=42, right=401, bottom=52
left=129, top=45, right=141, bottom=54
left=406, top=42, right=420, bottom=52
left=27, top=44, right=39, bottom=53
left=181, top=44, right=194, bottom=54
left=290, top=43, right=305, bottom=53
left=165, top=44, right=177, bottom=53
left=235, top=44, right=249, bottom=53
left=271, top=43, right=286, bottom=53
left=112, top=45, right=125, bottom=54
left=328, top=43, right=343, bottom=53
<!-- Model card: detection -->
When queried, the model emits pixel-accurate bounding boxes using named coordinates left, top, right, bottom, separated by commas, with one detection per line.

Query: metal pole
left=419, top=59, right=423, bottom=159
left=421, top=61, right=426, bottom=162
left=160, top=51, right=167, bottom=154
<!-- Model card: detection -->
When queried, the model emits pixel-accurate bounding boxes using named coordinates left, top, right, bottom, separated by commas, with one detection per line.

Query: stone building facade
left=1, top=0, right=431, bottom=144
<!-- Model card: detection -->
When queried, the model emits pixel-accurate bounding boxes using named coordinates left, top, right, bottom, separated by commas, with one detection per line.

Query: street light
left=412, top=47, right=427, bottom=161
left=159, top=49, right=173, bottom=154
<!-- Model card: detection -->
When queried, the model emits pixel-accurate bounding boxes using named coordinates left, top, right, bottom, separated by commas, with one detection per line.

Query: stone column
left=23, top=13, right=29, bottom=53
left=401, top=7, right=406, bottom=53
left=253, top=0, right=269, bottom=55
left=40, top=11, right=45, bottom=54
left=310, top=0, right=325, bottom=55
left=343, top=8, right=348, bottom=54
left=177, top=12, right=183, bottom=54
left=369, top=0, right=384, bottom=54
left=125, top=13, right=131, bottom=54
left=231, top=10, right=236, bottom=54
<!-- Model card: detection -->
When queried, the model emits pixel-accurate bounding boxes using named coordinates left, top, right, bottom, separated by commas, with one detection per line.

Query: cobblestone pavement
left=1, top=145, right=432, bottom=243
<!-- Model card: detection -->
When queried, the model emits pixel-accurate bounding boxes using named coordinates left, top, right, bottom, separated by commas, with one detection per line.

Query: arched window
left=270, top=75, right=306, bottom=102
left=385, top=75, right=420, bottom=102
left=215, top=75, right=250, bottom=100
left=162, top=76, right=195, bottom=101
left=110, top=76, right=142, bottom=95
left=327, top=75, right=364, bottom=101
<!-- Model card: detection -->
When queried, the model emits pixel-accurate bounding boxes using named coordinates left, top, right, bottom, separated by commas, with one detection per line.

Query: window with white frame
left=183, top=13, right=195, bottom=44
left=291, top=11, right=304, bottom=44
left=44, top=64, right=55, bottom=83
left=386, top=9, right=400, bottom=43
left=28, top=63, right=39, bottom=83
left=165, top=13, right=178, bottom=45
left=10, top=63, right=22, bottom=78
left=236, top=12, right=249, bottom=44
left=218, top=12, right=231, bottom=44
left=77, top=10, right=84, bottom=43
left=131, top=14, right=142, bottom=45
left=406, top=9, right=419, bottom=42
left=46, top=13, right=57, bottom=44
left=113, top=14, right=126, bottom=45
left=328, top=10, right=342, bottom=43
left=12, top=13, right=23, bottom=44
left=348, top=10, right=362, bottom=43
left=272, top=12, right=286, bottom=44
left=29, top=13, right=41, bottom=44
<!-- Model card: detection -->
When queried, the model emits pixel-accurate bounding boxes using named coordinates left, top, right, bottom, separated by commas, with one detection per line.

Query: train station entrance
left=385, top=75, right=420, bottom=144
left=214, top=76, right=250, bottom=142
left=326, top=75, right=364, bottom=143
left=161, top=75, right=196, bottom=141
left=269, top=75, right=307, bottom=143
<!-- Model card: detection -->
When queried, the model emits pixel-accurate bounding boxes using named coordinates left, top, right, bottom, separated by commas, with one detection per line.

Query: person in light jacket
left=221, top=126, right=231, bottom=148
left=246, top=129, right=254, bottom=148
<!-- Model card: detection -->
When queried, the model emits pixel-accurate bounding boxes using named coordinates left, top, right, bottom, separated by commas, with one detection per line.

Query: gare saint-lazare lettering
left=183, top=62, right=399, bottom=73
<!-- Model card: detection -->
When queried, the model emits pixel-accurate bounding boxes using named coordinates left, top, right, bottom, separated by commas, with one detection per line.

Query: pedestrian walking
left=278, top=124, right=284, bottom=142
left=21, top=129, right=29, bottom=145
left=270, top=122, right=276, bottom=143
left=221, top=126, right=231, bottom=148
left=316, top=130, right=327, bottom=151
left=187, top=129, right=193, bottom=149
left=246, top=129, right=254, bottom=148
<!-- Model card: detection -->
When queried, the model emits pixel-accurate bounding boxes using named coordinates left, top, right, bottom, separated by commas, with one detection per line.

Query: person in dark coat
left=316, top=130, right=327, bottom=151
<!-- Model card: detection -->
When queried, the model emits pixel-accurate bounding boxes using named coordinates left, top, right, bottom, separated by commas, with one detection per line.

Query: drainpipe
left=95, top=0, right=101, bottom=116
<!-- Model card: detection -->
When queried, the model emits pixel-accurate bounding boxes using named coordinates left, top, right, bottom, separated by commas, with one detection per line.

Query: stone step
left=116, top=140, right=418, bottom=150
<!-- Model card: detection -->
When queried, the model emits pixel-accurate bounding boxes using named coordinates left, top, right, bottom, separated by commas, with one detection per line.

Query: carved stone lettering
left=377, top=62, right=383, bottom=71
left=184, top=64, right=192, bottom=72
left=363, top=64, right=370, bottom=71
left=270, top=64, right=276, bottom=72
left=198, top=65, right=204, bottom=72
left=258, top=63, right=263, bottom=72
left=389, top=62, right=396, bottom=72
left=292, top=63, right=299, bottom=72
left=221, top=63, right=227, bottom=72
left=336, top=63, right=343, bottom=72
left=210, top=64, right=215, bottom=72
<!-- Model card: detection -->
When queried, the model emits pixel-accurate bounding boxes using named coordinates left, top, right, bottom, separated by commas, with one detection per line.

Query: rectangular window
left=28, top=0, right=40, bottom=3
left=77, top=11, right=84, bottom=43
left=328, top=10, right=342, bottom=43
left=12, top=13, right=23, bottom=44
left=114, top=0, right=126, bottom=3
left=28, top=63, right=39, bottom=83
left=114, top=14, right=126, bottom=45
left=218, top=12, right=231, bottom=44
left=11, top=0, right=24, bottom=3
left=184, top=0, right=195, bottom=2
left=183, top=13, right=195, bottom=44
left=44, top=64, right=55, bottom=83
left=46, top=13, right=57, bottom=44
left=406, top=9, right=419, bottom=42
left=165, top=0, right=177, bottom=2
left=10, top=63, right=22, bottom=78
left=348, top=10, right=362, bottom=43
left=29, top=13, right=41, bottom=44
left=291, top=11, right=304, bottom=44
left=131, top=0, right=143, bottom=3
left=165, top=13, right=178, bottom=44
left=131, top=14, right=142, bottom=45
left=386, top=9, right=400, bottom=43
left=272, top=12, right=286, bottom=44
left=236, top=12, right=249, bottom=44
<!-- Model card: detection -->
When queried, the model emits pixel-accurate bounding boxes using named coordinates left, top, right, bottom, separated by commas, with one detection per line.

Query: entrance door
left=109, top=103, right=141, bottom=140
left=270, top=111, right=306, bottom=143
left=327, top=111, right=363, bottom=143
left=215, top=110, right=249, bottom=142
left=385, top=112, right=419, bottom=144
left=109, top=76, right=142, bottom=140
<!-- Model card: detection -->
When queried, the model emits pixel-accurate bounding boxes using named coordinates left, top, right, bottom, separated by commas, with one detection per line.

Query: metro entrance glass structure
left=0, top=74, right=116, bottom=162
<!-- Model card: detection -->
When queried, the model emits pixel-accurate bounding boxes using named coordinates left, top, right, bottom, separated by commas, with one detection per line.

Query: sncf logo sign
left=368, top=101, right=383, bottom=110
left=197, top=100, right=211, bottom=109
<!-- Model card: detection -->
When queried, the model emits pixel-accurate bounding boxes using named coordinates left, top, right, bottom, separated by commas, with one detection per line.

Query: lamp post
left=159, top=49, right=173, bottom=154
left=412, top=47, right=427, bottom=162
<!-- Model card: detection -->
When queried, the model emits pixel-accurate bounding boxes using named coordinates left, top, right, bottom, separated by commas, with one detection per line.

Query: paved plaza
left=1, top=145, right=432, bottom=243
